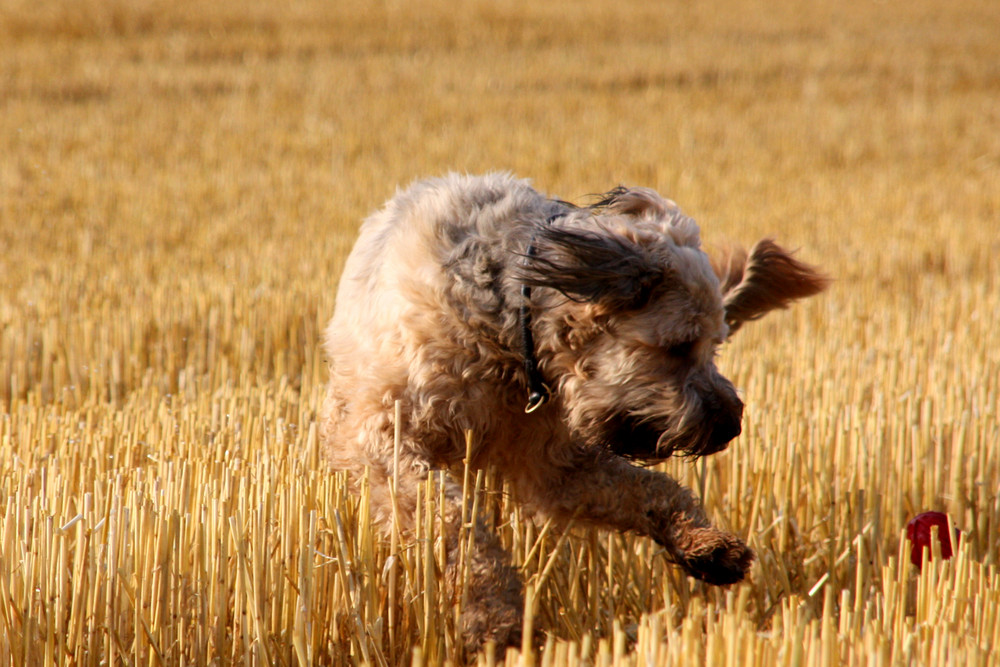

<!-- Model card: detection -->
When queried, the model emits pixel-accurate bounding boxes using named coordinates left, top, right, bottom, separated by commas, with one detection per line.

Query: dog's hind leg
left=322, top=398, right=525, bottom=655
left=367, top=455, right=524, bottom=657
left=452, top=514, right=524, bottom=656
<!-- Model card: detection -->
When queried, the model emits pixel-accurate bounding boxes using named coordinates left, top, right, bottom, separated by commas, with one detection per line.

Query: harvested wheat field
left=2, top=0, right=999, bottom=664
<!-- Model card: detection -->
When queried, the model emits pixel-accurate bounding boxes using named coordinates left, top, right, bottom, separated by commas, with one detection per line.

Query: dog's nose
left=710, top=413, right=742, bottom=447
left=706, top=398, right=743, bottom=452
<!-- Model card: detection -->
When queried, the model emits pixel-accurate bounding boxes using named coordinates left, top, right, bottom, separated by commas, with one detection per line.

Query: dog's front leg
left=511, top=451, right=753, bottom=585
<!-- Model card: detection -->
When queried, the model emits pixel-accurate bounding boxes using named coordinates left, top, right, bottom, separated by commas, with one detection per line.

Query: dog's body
left=321, top=173, right=826, bottom=652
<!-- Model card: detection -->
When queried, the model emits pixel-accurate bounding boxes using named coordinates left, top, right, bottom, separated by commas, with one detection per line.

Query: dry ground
left=1, top=0, right=999, bottom=664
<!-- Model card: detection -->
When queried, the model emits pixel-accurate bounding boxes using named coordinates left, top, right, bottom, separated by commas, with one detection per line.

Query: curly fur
left=320, top=173, right=826, bottom=655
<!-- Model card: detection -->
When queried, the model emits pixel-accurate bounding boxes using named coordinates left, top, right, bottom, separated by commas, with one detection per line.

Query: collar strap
left=519, top=211, right=563, bottom=413
left=519, top=263, right=549, bottom=413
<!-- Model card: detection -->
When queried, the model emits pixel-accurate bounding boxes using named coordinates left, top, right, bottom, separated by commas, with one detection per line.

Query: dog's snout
left=710, top=411, right=742, bottom=447
left=685, top=370, right=746, bottom=455
left=706, top=395, right=743, bottom=452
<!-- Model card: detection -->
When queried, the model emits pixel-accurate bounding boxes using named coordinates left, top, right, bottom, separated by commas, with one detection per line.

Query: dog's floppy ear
left=517, top=224, right=665, bottom=311
left=597, top=186, right=671, bottom=219
left=713, top=239, right=828, bottom=336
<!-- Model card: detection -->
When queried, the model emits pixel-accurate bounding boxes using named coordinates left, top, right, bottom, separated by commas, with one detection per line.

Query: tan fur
left=320, top=173, right=826, bottom=654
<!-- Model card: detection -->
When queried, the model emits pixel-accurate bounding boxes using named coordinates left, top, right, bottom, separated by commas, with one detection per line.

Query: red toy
left=906, top=512, right=959, bottom=568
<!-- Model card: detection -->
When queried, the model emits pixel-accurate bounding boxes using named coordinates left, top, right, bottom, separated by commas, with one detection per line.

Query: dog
left=320, top=173, right=827, bottom=653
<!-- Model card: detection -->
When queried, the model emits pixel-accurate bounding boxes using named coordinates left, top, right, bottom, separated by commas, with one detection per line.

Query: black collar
left=518, top=211, right=564, bottom=412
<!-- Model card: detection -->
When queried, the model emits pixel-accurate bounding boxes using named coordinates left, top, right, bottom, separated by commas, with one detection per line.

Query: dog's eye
left=666, top=341, right=696, bottom=358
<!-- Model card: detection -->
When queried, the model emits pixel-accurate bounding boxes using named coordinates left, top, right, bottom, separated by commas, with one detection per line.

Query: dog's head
left=518, top=187, right=827, bottom=460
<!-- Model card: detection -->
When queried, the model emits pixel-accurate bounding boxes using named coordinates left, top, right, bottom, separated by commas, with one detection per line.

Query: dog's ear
left=517, top=224, right=665, bottom=311
left=598, top=187, right=671, bottom=219
left=713, top=239, right=828, bottom=336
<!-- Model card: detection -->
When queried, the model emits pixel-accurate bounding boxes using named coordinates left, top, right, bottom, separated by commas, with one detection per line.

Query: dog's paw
left=462, top=599, right=522, bottom=657
left=675, top=527, right=754, bottom=585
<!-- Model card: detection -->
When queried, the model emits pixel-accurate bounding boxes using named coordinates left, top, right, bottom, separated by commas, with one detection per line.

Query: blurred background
left=1, top=0, right=998, bottom=664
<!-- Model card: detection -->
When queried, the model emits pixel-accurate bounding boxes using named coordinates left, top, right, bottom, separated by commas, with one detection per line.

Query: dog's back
left=320, top=173, right=557, bottom=473
left=328, top=173, right=542, bottom=347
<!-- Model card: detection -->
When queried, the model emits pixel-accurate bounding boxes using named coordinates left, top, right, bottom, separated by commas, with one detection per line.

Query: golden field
left=2, top=0, right=999, bottom=664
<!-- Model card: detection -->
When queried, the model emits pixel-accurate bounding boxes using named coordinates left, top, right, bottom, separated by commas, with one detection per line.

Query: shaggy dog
left=320, top=173, right=826, bottom=653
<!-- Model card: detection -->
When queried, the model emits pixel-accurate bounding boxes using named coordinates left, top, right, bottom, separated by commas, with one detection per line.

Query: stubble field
left=2, top=0, right=999, bottom=664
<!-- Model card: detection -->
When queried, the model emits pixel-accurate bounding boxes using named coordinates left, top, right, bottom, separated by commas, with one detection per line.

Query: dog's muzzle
left=608, top=416, right=664, bottom=460
left=704, top=407, right=743, bottom=454
left=689, top=376, right=745, bottom=456
left=610, top=393, right=744, bottom=461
